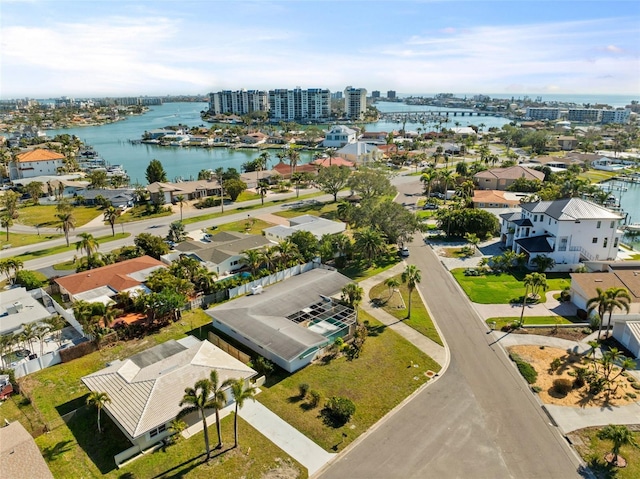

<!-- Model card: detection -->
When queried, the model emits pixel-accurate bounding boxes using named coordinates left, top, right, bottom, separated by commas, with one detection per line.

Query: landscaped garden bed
left=570, top=426, right=640, bottom=479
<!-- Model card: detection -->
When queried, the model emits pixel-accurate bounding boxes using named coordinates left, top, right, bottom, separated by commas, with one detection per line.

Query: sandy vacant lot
left=508, top=345, right=638, bottom=407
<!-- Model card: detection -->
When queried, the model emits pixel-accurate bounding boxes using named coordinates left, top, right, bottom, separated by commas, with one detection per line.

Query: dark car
left=423, top=203, right=438, bottom=210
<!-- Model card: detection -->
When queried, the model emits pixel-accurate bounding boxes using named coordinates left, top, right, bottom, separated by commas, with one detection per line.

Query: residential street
left=317, top=177, right=584, bottom=479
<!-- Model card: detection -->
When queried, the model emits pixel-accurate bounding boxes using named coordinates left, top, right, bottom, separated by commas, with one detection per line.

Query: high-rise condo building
left=268, top=87, right=331, bottom=122
left=208, top=90, right=269, bottom=115
left=344, top=86, right=367, bottom=120
left=525, top=107, right=560, bottom=120
left=387, top=90, right=397, bottom=99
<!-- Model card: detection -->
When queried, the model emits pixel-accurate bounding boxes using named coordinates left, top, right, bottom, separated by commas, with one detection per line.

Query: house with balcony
left=9, top=149, right=66, bottom=180
left=500, top=198, right=623, bottom=271
left=322, top=125, right=357, bottom=147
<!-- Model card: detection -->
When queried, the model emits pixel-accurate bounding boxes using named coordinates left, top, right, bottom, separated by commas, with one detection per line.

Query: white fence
left=13, top=351, right=61, bottom=378
left=227, top=261, right=318, bottom=299
left=38, top=288, right=85, bottom=336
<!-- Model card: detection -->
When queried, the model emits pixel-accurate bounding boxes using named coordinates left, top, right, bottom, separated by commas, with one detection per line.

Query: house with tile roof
left=207, top=268, right=356, bottom=372
left=82, top=337, right=256, bottom=462
left=166, top=231, right=273, bottom=276
left=54, top=255, right=166, bottom=305
left=473, top=165, right=545, bottom=191
left=310, top=156, right=355, bottom=168
left=9, top=148, right=66, bottom=180
left=500, top=198, right=623, bottom=271
left=472, top=190, right=524, bottom=208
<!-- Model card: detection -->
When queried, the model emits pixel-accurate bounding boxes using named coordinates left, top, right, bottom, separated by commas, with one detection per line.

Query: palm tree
left=57, top=211, right=76, bottom=247
left=257, top=152, right=269, bottom=183
left=597, top=424, right=639, bottom=467
left=420, top=168, right=437, bottom=200
left=602, top=287, right=631, bottom=341
left=531, top=254, right=555, bottom=273
left=259, top=247, right=278, bottom=273
left=288, top=148, right=300, bottom=178
left=0, top=213, right=13, bottom=241
left=103, top=206, right=120, bottom=237
left=76, top=232, right=99, bottom=267
left=354, top=228, right=386, bottom=267
left=519, top=273, right=548, bottom=327
left=326, top=147, right=337, bottom=166
left=341, top=283, right=364, bottom=323
left=175, top=194, right=186, bottom=221
left=209, top=370, right=228, bottom=450
left=384, top=277, right=400, bottom=298
left=241, top=249, right=262, bottom=277
left=401, top=264, right=422, bottom=319
left=222, top=378, right=256, bottom=448
left=257, top=180, right=269, bottom=206
left=276, top=239, right=299, bottom=268
left=86, top=391, right=111, bottom=433
left=0, top=258, right=23, bottom=285
left=178, top=379, right=216, bottom=461
left=214, top=167, right=225, bottom=213
left=0, top=333, right=16, bottom=369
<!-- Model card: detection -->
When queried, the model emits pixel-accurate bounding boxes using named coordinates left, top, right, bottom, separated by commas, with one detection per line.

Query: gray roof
left=206, top=268, right=354, bottom=361
left=0, top=421, right=54, bottom=479
left=80, top=189, right=134, bottom=200
left=0, top=287, right=53, bottom=335
left=264, top=215, right=345, bottom=240
left=514, top=235, right=554, bottom=253
left=520, top=198, right=622, bottom=221
left=82, top=339, right=255, bottom=440
left=176, top=232, right=272, bottom=264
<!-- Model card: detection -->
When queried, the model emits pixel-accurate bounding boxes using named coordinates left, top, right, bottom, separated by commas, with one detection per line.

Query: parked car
left=423, top=203, right=438, bottom=210
left=430, top=192, right=445, bottom=199
left=399, top=247, right=410, bottom=257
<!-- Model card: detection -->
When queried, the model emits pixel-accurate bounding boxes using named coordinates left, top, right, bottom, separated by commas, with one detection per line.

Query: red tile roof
left=54, top=255, right=165, bottom=295
left=16, top=148, right=65, bottom=163
left=311, top=157, right=355, bottom=168
left=272, top=161, right=318, bottom=178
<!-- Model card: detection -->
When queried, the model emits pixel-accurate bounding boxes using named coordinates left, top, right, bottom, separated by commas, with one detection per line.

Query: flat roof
left=0, top=287, right=53, bottom=335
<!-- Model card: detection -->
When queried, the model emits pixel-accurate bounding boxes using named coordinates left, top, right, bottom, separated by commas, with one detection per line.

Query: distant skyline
left=2, top=0, right=639, bottom=99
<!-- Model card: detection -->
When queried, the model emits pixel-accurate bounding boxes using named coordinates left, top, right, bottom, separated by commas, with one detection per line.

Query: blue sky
left=2, top=0, right=639, bottom=98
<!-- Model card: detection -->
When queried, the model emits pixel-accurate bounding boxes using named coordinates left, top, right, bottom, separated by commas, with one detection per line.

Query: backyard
left=452, top=269, right=571, bottom=304
left=257, top=311, right=440, bottom=452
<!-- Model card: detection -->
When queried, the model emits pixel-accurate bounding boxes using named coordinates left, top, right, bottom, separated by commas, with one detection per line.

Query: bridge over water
left=379, top=110, right=504, bottom=120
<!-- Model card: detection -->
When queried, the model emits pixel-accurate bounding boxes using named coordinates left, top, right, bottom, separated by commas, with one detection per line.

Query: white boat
left=623, top=223, right=640, bottom=232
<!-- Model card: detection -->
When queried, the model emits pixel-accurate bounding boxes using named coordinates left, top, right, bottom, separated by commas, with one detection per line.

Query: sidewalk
left=358, top=263, right=447, bottom=367
left=238, top=400, right=335, bottom=475
left=472, top=290, right=578, bottom=321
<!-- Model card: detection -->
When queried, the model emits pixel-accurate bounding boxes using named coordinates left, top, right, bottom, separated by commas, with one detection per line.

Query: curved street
left=317, top=178, right=584, bottom=479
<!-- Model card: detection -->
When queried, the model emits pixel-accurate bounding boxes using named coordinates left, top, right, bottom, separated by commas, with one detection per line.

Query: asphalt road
left=317, top=178, right=584, bottom=479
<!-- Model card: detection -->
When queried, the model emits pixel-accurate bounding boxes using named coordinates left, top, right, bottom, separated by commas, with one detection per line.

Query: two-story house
left=500, top=198, right=623, bottom=271
left=322, top=125, right=357, bottom=147
left=9, top=149, right=66, bottom=180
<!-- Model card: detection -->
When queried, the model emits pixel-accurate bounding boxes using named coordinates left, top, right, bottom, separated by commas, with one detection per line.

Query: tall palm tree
left=259, top=247, right=278, bottom=273
left=288, top=148, right=300, bottom=179
left=56, top=211, right=76, bottom=247
left=86, top=391, right=111, bottom=433
left=0, top=213, right=13, bottom=241
left=257, top=152, right=269, bottom=184
left=76, top=232, right=99, bottom=267
left=209, top=370, right=228, bottom=450
left=103, top=206, right=120, bottom=237
left=0, top=258, right=23, bottom=285
left=214, top=167, right=225, bottom=213
left=518, top=273, right=548, bottom=327
left=241, top=249, right=262, bottom=277
left=175, top=194, right=186, bottom=221
left=257, top=180, right=269, bottom=206
left=341, top=283, right=364, bottom=323
left=602, top=287, right=631, bottom=341
left=0, top=333, right=16, bottom=369
left=597, top=424, right=639, bottom=467
left=178, top=379, right=216, bottom=461
left=354, top=228, right=386, bottom=267
left=587, top=287, right=630, bottom=341
left=326, top=147, right=337, bottom=167
left=222, top=378, right=256, bottom=448
left=401, top=264, right=422, bottom=319
left=420, top=168, right=437, bottom=200
left=276, top=239, right=299, bottom=268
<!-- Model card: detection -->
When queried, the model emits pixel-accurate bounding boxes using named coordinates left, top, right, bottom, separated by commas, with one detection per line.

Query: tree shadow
left=41, top=440, right=74, bottom=462
left=150, top=449, right=234, bottom=479
left=586, top=456, right=620, bottom=479
left=366, top=323, right=387, bottom=337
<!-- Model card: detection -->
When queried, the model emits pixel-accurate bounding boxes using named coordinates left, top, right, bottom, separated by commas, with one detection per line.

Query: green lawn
left=485, top=316, right=579, bottom=330
left=17, top=205, right=103, bottom=228
left=578, top=169, right=621, bottom=183
left=117, top=205, right=173, bottom=223
left=573, top=427, right=640, bottom=479
left=338, top=254, right=402, bottom=282
left=273, top=201, right=339, bottom=220
left=0, top=232, right=63, bottom=249
left=206, top=218, right=275, bottom=236
left=369, top=274, right=443, bottom=346
left=5, top=233, right=130, bottom=263
left=257, top=311, right=440, bottom=452
left=451, top=269, right=571, bottom=304
left=236, top=190, right=261, bottom=202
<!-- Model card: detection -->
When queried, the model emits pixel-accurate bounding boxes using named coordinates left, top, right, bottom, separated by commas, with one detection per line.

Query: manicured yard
left=17, top=205, right=103, bottom=228
left=451, top=269, right=571, bottom=304
left=572, top=426, right=640, bottom=479
left=6, top=233, right=130, bottom=263
left=206, top=218, right=275, bottom=236
left=578, top=169, right=621, bottom=183
left=236, top=190, right=261, bottom=202
left=338, top=254, right=402, bottom=282
left=117, top=205, right=173, bottom=223
left=257, top=311, right=440, bottom=452
left=485, top=316, right=580, bottom=330
left=273, top=201, right=339, bottom=220
left=369, top=274, right=443, bottom=346
left=0, top=232, right=63, bottom=249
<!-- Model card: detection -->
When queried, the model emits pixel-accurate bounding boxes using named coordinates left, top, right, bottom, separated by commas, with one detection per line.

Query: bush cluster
left=509, top=352, right=538, bottom=384
left=322, top=396, right=356, bottom=426
left=552, top=378, right=573, bottom=396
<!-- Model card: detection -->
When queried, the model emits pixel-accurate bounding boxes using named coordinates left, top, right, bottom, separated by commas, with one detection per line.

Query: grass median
left=5, top=233, right=130, bottom=263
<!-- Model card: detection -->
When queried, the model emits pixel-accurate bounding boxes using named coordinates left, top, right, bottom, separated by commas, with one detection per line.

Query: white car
left=400, top=247, right=410, bottom=257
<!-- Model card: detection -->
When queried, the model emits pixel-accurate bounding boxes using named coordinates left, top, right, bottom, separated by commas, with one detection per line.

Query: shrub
left=14, top=270, right=46, bottom=290
left=627, top=376, right=637, bottom=383
left=573, top=367, right=589, bottom=388
left=308, top=390, right=321, bottom=408
left=194, top=197, right=222, bottom=209
left=322, top=396, right=356, bottom=427
left=552, top=379, right=573, bottom=397
left=549, top=357, right=562, bottom=373
left=531, top=386, right=542, bottom=393
left=509, top=352, right=538, bottom=384
left=626, top=392, right=637, bottom=400
left=631, top=383, right=640, bottom=391
left=587, top=312, right=599, bottom=331
left=251, top=356, right=275, bottom=378
left=298, top=383, right=310, bottom=399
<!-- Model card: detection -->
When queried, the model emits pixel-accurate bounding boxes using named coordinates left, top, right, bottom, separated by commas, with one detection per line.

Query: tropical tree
left=214, top=167, right=225, bottom=213
left=103, top=206, right=120, bottom=237
left=341, top=283, right=364, bottom=322
left=175, top=194, right=186, bottom=221
left=464, top=232, right=480, bottom=252
left=354, top=228, right=386, bottom=267
left=56, top=211, right=76, bottom=246
left=76, top=232, right=99, bottom=266
left=587, top=287, right=631, bottom=341
left=25, top=181, right=43, bottom=205
left=241, top=249, right=262, bottom=277
left=86, top=391, right=111, bottom=433
left=602, top=287, right=631, bottom=341
left=401, top=264, right=422, bottom=319
left=316, top=165, right=351, bottom=202
left=276, top=239, right=300, bottom=268
left=288, top=147, right=300, bottom=178
left=531, top=254, right=556, bottom=273
left=166, top=221, right=187, bottom=244
left=145, top=159, right=167, bottom=184
left=518, top=273, right=548, bottom=327
left=222, top=378, right=256, bottom=448
left=257, top=179, right=269, bottom=205
left=259, top=247, right=278, bottom=273
left=0, top=212, right=13, bottom=241
left=208, top=370, right=229, bottom=450
left=178, top=379, right=216, bottom=461
left=597, top=424, right=639, bottom=467
left=0, top=258, right=24, bottom=285
left=420, top=168, right=437, bottom=199
left=384, top=277, right=400, bottom=298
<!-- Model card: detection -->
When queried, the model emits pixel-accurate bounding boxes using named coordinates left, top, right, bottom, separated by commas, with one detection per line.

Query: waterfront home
left=54, top=256, right=166, bottom=305
left=591, top=157, right=632, bottom=171
left=80, top=188, right=135, bottom=207
left=82, top=337, right=256, bottom=465
left=272, top=160, right=317, bottom=179
left=526, top=155, right=584, bottom=171
left=336, top=141, right=382, bottom=165
left=500, top=198, right=623, bottom=271
left=164, top=231, right=273, bottom=276
left=147, top=179, right=222, bottom=204
left=310, top=156, right=355, bottom=168
left=207, top=268, right=356, bottom=372
left=264, top=214, right=346, bottom=241
left=240, top=131, right=268, bottom=145
left=472, top=190, right=524, bottom=208
left=473, top=165, right=545, bottom=191
left=9, top=148, right=65, bottom=180
left=322, top=125, right=357, bottom=147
